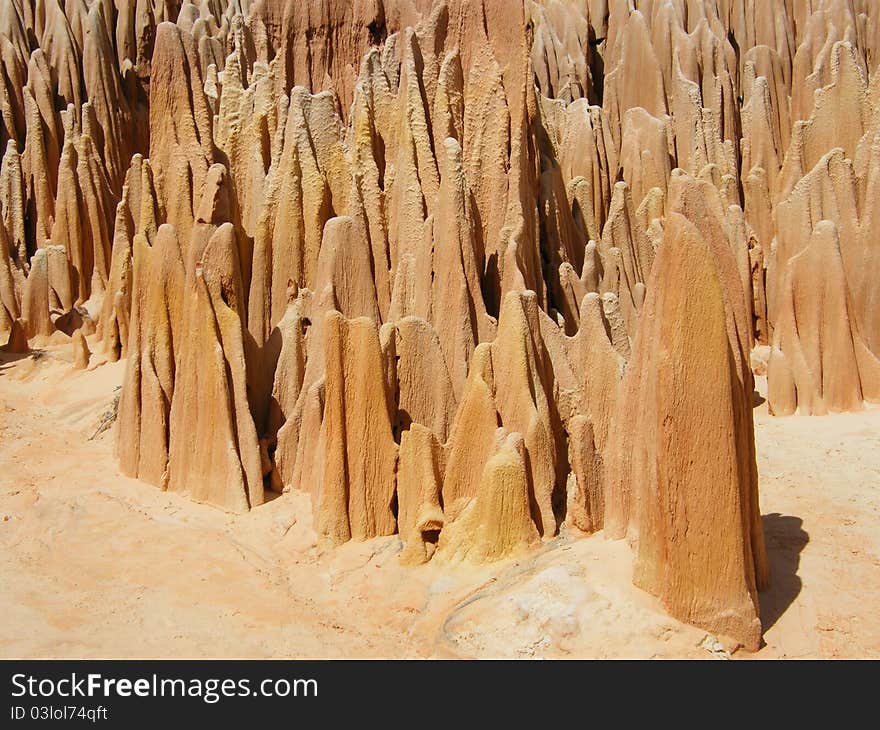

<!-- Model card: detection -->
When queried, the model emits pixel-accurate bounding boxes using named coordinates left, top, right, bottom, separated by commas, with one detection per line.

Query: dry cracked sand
left=1, top=343, right=877, bottom=659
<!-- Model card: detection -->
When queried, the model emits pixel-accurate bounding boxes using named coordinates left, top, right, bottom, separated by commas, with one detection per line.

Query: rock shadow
left=0, top=351, right=36, bottom=375
left=759, top=513, right=809, bottom=633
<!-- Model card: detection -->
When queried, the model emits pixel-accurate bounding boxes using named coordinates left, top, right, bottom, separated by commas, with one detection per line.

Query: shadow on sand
left=759, top=513, right=809, bottom=633
left=0, top=350, right=37, bottom=376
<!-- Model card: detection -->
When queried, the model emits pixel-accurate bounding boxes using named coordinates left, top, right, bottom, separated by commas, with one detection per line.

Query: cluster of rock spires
left=1, top=0, right=879, bottom=650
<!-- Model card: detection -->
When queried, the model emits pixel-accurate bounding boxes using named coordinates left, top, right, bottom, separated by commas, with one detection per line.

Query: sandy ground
left=0, top=340, right=878, bottom=659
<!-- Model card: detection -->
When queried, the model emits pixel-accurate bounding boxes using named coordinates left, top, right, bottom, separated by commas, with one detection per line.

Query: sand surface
left=1, top=342, right=878, bottom=659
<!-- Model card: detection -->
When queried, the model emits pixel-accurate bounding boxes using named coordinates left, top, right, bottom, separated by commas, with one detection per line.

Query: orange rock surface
left=2, top=0, right=880, bottom=652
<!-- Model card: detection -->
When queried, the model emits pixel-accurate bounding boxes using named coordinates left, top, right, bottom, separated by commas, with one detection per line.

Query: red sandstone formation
left=3, top=0, right=880, bottom=651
